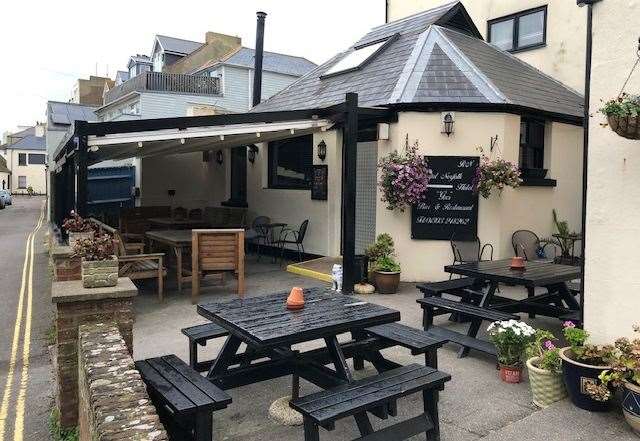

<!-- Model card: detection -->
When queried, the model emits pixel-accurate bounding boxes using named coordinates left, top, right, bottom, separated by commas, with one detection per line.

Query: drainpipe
left=577, top=0, right=602, bottom=328
left=252, top=11, right=267, bottom=107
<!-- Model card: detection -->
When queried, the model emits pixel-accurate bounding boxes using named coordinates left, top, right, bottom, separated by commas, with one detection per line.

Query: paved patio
left=132, top=256, right=636, bottom=440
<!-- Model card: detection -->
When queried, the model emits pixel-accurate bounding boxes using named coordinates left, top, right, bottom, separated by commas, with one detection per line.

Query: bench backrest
left=192, top=229, right=244, bottom=273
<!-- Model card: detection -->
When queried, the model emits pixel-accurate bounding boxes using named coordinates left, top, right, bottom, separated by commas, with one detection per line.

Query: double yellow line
left=0, top=202, right=45, bottom=441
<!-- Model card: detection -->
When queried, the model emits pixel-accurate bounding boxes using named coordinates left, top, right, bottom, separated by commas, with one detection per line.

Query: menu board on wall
left=411, top=155, right=479, bottom=240
left=311, top=165, right=328, bottom=200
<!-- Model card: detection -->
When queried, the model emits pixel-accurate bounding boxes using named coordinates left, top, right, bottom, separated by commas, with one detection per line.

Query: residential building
left=386, top=0, right=588, bottom=93
left=0, top=155, right=9, bottom=191
left=71, top=76, right=115, bottom=106
left=1, top=124, right=47, bottom=194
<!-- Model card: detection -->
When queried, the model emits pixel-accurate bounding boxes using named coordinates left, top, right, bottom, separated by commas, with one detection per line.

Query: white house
left=1, top=124, right=48, bottom=194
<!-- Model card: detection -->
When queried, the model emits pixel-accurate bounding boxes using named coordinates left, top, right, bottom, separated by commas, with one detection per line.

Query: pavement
left=0, top=196, right=53, bottom=441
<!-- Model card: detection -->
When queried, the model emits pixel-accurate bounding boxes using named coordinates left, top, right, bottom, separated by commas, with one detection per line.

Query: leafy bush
left=62, top=211, right=93, bottom=233
left=365, top=233, right=395, bottom=263
left=373, top=255, right=401, bottom=273
left=600, top=93, right=640, bottom=118
left=562, top=321, right=615, bottom=365
left=378, top=135, right=431, bottom=212
left=526, top=329, right=562, bottom=373
left=72, top=234, right=115, bottom=261
left=487, top=320, right=535, bottom=367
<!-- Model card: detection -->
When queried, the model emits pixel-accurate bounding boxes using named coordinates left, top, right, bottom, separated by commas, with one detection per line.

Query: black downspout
left=342, top=93, right=359, bottom=294
left=579, top=0, right=601, bottom=327
left=76, top=134, right=88, bottom=217
left=252, top=11, right=266, bottom=107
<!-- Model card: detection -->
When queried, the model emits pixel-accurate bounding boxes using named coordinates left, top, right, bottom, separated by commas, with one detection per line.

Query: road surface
left=0, top=196, right=53, bottom=440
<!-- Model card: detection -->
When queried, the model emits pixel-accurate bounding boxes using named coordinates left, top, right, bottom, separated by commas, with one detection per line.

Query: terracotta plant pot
left=622, top=381, right=640, bottom=436
left=374, top=271, right=400, bottom=294
left=526, top=357, right=567, bottom=408
left=499, top=364, right=523, bottom=384
left=286, top=287, right=305, bottom=310
left=559, top=347, right=612, bottom=412
left=68, top=230, right=94, bottom=248
left=510, top=256, right=525, bottom=270
left=81, top=257, right=118, bottom=288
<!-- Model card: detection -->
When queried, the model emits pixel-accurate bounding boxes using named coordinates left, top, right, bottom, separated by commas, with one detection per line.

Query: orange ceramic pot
left=287, top=287, right=305, bottom=310
left=510, top=256, right=525, bottom=270
left=499, top=364, right=523, bottom=384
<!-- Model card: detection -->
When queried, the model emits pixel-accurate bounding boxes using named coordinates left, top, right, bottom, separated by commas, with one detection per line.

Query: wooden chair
left=113, top=231, right=167, bottom=301
left=191, top=229, right=245, bottom=304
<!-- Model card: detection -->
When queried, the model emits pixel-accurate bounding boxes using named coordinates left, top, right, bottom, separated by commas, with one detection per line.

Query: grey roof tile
left=156, top=35, right=202, bottom=55
left=5, top=135, right=46, bottom=151
left=47, top=101, right=97, bottom=131
left=223, top=47, right=316, bottom=76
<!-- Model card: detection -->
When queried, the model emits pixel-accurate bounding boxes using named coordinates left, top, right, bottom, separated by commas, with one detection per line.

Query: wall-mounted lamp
left=317, top=140, right=327, bottom=161
left=441, top=112, right=455, bottom=137
left=202, top=151, right=210, bottom=162
left=215, top=150, right=224, bottom=165
left=247, top=145, right=259, bottom=164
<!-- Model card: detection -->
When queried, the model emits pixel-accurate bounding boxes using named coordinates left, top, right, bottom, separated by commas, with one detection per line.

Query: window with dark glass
left=268, top=135, right=313, bottom=189
left=28, top=153, right=45, bottom=165
left=488, top=6, right=547, bottom=52
left=519, top=119, right=546, bottom=170
left=18, top=153, right=27, bottom=166
left=18, top=176, right=27, bottom=188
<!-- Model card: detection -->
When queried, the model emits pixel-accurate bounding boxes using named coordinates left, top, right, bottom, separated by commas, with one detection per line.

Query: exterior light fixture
left=317, top=140, right=327, bottom=161
left=215, top=150, right=224, bottom=165
left=248, top=145, right=259, bottom=164
left=442, top=112, right=455, bottom=137
left=137, top=141, right=143, bottom=148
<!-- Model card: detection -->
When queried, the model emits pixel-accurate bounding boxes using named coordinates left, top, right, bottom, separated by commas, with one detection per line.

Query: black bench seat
left=290, top=364, right=450, bottom=441
left=136, top=354, right=231, bottom=441
left=416, top=278, right=479, bottom=296
left=418, top=297, right=518, bottom=323
left=364, top=323, right=446, bottom=355
left=181, top=323, right=230, bottom=371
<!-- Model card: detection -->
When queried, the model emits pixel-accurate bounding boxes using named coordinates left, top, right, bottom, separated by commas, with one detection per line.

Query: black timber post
left=76, top=130, right=89, bottom=217
left=342, top=93, right=358, bottom=294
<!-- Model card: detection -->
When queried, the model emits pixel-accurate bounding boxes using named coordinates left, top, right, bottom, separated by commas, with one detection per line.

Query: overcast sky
left=0, top=0, right=385, bottom=133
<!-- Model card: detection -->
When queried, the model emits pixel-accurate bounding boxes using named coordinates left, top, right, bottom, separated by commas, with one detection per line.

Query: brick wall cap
left=51, top=244, right=74, bottom=257
left=52, top=278, right=138, bottom=303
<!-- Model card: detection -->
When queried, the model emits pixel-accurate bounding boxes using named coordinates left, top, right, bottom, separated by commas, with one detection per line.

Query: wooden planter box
left=81, top=257, right=118, bottom=288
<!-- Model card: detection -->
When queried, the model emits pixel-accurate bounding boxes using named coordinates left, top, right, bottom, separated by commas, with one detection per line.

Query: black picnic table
left=445, top=259, right=581, bottom=318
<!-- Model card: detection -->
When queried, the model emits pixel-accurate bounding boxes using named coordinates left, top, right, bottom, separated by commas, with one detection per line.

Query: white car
left=0, top=190, right=11, bottom=206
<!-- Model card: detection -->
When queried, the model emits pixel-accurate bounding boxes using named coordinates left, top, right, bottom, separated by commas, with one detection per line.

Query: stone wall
left=78, top=323, right=167, bottom=440
left=50, top=244, right=81, bottom=282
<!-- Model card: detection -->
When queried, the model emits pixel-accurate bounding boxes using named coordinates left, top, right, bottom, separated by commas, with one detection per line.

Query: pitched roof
left=47, top=101, right=97, bottom=131
left=5, top=135, right=46, bottom=151
left=253, top=2, right=583, bottom=119
left=192, top=47, right=317, bottom=77
left=155, top=35, right=203, bottom=55
left=115, top=71, right=130, bottom=85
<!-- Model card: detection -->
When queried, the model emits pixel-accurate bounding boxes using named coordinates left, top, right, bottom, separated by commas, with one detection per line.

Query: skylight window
left=321, top=34, right=399, bottom=78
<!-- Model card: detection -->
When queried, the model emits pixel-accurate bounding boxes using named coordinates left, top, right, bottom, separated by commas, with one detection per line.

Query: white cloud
left=0, top=0, right=385, bottom=131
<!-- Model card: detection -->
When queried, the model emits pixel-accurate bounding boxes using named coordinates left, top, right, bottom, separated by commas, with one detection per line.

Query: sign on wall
left=411, top=155, right=479, bottom=240
left=311, top=165, right=328, bottom=200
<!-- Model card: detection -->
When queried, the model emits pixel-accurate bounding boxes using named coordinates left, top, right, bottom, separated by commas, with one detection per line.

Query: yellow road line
left=13, top=203, right=45, bottom=441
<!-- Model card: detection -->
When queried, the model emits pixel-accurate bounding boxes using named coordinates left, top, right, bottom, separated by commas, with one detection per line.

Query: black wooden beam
left=342, top=93, right=358, bottom=294
left=76, top=134, right=89, bottom=217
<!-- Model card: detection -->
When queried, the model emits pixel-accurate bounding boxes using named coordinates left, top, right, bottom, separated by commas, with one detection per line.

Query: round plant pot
left=526, top=357, right=567, bottom=408
left=374, top=271, right=400, bottom=294
left=559, top=347, right=612, bottom=412
left=622, top=381, right=640, bottom=436
left=68, top=230, right=94, bottom=248
left=608, top=114, right=640, bottom=140
left=499, top=364, right=523, bottom=384
left=81, top=257, right=119, bottom=288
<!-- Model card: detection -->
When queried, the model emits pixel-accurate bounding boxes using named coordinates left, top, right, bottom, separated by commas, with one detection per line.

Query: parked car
left=0, top=190, right=12, bottom=206
left=0, top=196, right=5, bottom=210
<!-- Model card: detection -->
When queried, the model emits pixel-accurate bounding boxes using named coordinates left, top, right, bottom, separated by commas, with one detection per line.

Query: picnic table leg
left=526, top=287, right=536, bottom=319
left=175, top=246, right=183, bottom=293
left=207, top=335, right=242, bottom=380
left=456, top=282, right=498, bottom=358
left=423, top=388, right=440, bottom=441
left=557, top=283, right=580, bottom=311
left=194, top=410, right=213, bottom=441
left=350, top=330, right=366, bottom=371
left=303, top=417, right=320, bottom=441
left=425, top=348, right=438, bottom=369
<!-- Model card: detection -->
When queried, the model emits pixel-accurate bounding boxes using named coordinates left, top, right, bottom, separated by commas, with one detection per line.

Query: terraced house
left=1, top=124, right=47, bottom=194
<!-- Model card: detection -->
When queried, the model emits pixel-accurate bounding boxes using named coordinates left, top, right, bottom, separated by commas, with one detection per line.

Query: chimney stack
left=252, top=11, right=267, bottom=107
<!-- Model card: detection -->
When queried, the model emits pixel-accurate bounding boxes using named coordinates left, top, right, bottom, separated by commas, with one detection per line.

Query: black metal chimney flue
left=252, top=11, right=267, bottom=107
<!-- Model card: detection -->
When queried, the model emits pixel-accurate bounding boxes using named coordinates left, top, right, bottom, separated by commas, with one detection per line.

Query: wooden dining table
left=148, top=217, right=210, bottom=229
left=145, top=229, right=194, bottom=292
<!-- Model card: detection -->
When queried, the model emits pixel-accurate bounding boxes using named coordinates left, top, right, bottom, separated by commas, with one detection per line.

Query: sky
left=0, top=0, right=385, bottom=133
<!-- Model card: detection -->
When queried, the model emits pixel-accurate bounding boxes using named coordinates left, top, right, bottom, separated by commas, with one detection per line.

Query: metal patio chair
left=173, top=206, right=187, bottom=219
left=449, top=233, right=493, bottom=279
left=245, top=216, right=271, bottom=260
left=512, top=230, right=557, bottom=261
left=188, top=208, right=203, bottom=220
left=276, top=219, right=309, bottom=263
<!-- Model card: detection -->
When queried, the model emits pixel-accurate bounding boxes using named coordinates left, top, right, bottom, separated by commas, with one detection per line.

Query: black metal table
left=445, top=259, right=581, bottom=318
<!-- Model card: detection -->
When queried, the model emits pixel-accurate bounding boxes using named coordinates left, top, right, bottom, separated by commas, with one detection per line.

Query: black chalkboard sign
left=411, top=155, right=479, bottom=240
left=311, top=165, right=328, bottom=200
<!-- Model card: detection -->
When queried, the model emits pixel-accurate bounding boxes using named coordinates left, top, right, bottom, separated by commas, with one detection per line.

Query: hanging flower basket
left=607, top=114, right=640, bottom=140
left=473, top=154, right=522, bottom=199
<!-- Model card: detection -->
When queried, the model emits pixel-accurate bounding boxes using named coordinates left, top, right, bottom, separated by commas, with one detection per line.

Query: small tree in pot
left=73, top=234, right=118, bottom=288
left=63, top=211, right=94, bottom=247
left=365, top=234, right=401, bottom=294
left=525, top=330, right=566, bottom=407
left=559, top=321, right=615, bottom=411
left=487, top=320, right=535, bottom=383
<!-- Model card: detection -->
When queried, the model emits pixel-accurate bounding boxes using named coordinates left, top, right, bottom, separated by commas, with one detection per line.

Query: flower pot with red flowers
left=525, top=329, right=566, bottom=408
left=63, top=211, right=94, bottom=248
left=559, top=321, right=614, bottom=412
left=487, top=320, right=536, bottom=384
left=584, top=325, right=640, bottom=435
left=73, top=234, right=118, bottom=289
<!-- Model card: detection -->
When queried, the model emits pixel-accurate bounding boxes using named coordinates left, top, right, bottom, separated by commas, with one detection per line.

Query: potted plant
left=584, top=325, right=640, bottom=435
left=543, top=209, right=580, bottom=265
left=487, top=320, right=535, bottom=383
left=73, top=234, right=118, bottom=288
left=600, top=93, right=640, bottom=140
left=559, top=321, right=615, bottom=411
left=473, top=152, right=522, bottom=199
left=63, top=211, right=94, bottom=247
left=377, top=135, right=431, bottom=212
left=372, top=255, right=401, bottom=294
left=525, top=329, right=566, bottom=407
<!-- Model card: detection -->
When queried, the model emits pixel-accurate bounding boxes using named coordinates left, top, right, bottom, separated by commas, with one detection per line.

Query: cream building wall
left=387, top=0, right=587, bottom=92
left=377, top=112, right=583, bottom=281
left=3, top=148, right=47, bottom=195
left=583, top=1, right=640, bottom=343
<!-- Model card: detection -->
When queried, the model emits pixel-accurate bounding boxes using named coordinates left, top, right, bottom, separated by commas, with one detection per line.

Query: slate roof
left=253, top=2, right=583, bottom=119
left=156, top=35, right=203, bottom=55
left=47, top=101, right=97, bottom=132
left=115, top=71, right=130, bottom=85
left=192, top=47, right=317, bottom=77
left=5, top=135, right=46, bottom=151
